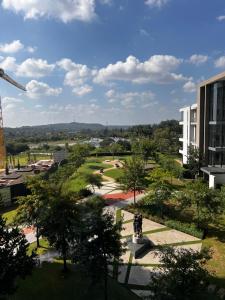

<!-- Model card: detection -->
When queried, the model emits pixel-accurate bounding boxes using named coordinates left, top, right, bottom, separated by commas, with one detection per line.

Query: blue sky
left=0, top=0, right=225, bottom=127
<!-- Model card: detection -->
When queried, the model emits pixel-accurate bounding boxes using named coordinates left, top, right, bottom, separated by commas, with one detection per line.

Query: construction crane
left=0, top=68, right=26, bottom=170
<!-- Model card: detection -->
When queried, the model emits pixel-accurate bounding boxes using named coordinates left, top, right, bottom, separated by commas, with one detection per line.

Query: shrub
left=165, top=220, right=203, bottom=239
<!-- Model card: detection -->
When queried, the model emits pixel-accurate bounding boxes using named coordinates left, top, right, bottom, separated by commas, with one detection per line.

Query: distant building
left=179, top=104, right=197, bottom=164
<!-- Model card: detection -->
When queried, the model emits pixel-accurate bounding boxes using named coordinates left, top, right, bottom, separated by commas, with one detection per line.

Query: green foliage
left=0, top=216, right=35, bottom=297
left=6, top=142, right=29, bottom=155
left=183, top=179, right=225, bottom=231
left=132, top=138, right=156, bottom=162
left=72, top=202, right=123, bottom=298
left=149, top=246, right=212, bottom=300
left=119, top=156, right=147, bottom=203
left=186, top=146, right=205, bottom=178
left=165, top=220, right=203, bottom=239
left=40, top=190, right=80, bottom=272
left=15, top=176, right=49, bottom=247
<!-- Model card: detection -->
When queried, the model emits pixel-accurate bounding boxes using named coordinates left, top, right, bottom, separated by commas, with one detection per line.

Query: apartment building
left=179, top=71, right=225, bottom=188
left=179, top=104, right=197, bottom=164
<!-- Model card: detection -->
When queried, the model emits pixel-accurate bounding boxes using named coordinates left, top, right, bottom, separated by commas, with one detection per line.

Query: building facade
left=179, top=104, right=197, bottom=164
left=180, top=71, right=225, bottom=188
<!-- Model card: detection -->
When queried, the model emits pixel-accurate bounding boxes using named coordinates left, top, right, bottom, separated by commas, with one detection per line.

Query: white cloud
left=72, top=85, right=93, bottom=96
left=217, top=15, right=225, bottom=21
left=139, top=29, right=149, bottom=36
left=27, top=46, right=37, bottom=53
left=183, top=81, right=196, bottom=93
left=2, top=96, right=23, bottom=104
left=215, top=56, right=225, bottom=68
left=0, top=56, right=17, bottom=71
left=189, top=54, right=208, bottom=66
left=145, top=0, right=169, bottom=8
left=106, top=90, right=156, bottom=109
left=26, top=80, right=62, bottom=99
left=2, top=0, right=97, bottom=23
left=57, top=58, right=93, bottom=95
left=94, top=55, right=185, bottom=84
left=2, top=97, right=23, bottom=112
left=105, top=89, right=115, bottom=98
left=0, top=40, right=24, bottom=54
left=17, top=58, right=55, bottom=78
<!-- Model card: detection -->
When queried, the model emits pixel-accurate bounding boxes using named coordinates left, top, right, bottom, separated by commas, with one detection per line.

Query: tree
left=139, top=138, right=156, bottom=164
left=0, top=216, right=35, bottom=298
left=73, top=199, right=123, bottom=300
left=82, top=173, right=102, bottom=192
left=151, top=182, right=171, bottom=219
left=69, top=144, right=91, bottom=169
left=183, top=179, right=224, bottom=235
left=15, top=176, right=48, bottom=247
left=109, top=143, right=122, bottom=159
left=119, top=156, right=147, bottom=204
left=187, top=146, right=204, bottom=178
left=41, top=189, right=80, bottom=272
left=148, top=246, right=212, bottom=300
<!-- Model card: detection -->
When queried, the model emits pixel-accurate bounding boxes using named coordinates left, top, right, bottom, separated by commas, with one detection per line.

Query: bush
left=165, top=220, right=203, bottom=239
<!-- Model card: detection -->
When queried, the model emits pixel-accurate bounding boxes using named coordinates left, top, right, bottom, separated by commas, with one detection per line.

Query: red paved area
left=22, top=226, right=35, bottom=234
left=103, top=191, right=142, bottom=200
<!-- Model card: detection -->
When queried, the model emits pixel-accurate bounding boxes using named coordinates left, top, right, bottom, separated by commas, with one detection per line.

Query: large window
left=209, top=81, right=225, bottom=122
left=208, top=150, right=225, bottom=167
left=208, top=124, right=225, bottom=148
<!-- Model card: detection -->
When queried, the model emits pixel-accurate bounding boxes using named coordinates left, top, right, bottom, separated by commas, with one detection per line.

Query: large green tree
left=148, top=247, right=212, bottom=300
left=73, top=197, right=123, bottom=300
left=119, top=156, right=147, bottom=204
left=182, top=179, right=225, bottom=235
left=15, top=176, right=48, bottom=247
left=40, top=189, right=80, bottom=272
left=0, top=216, right=35, bottom=298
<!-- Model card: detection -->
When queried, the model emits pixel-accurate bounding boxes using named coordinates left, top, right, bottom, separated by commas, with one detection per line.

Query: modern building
left=179, top=71, right=225, bottom=188
left=179, top=104, right=197, bottom=164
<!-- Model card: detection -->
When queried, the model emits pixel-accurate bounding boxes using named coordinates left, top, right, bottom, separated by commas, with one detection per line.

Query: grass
left=104, top=168, right=124, bottom=180
left=1, top=206, right=18, bottom=225
left=28, top=239, right=51, bottom=256
left=203, top=221, right=225, bottom=288
left=14, top=153, right=52, bottom=166
left=9, top=262, right=139, bottom=300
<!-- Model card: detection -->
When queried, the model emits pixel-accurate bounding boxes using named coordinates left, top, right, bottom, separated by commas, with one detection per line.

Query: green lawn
left=104, top=168, right=124, bottom=180
left=14, top=153, right=52, bottom=166
left=63, top=158, right=114, bottom=193
left=9, top=262, right=139, bottom=300
left=1, top=207, right=18, bottom=225
left=28, top=239, right=51, bottom=256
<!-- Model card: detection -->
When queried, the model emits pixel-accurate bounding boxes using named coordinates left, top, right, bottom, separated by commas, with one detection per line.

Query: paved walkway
left=111, top=209, right=202, bottom=298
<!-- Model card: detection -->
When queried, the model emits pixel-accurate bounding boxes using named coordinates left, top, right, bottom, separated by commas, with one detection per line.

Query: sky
left=0, top=0, right=225, bottom=127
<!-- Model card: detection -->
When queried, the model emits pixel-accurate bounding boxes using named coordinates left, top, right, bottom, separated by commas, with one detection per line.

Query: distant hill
left=4, top=122, right=130, bottom=141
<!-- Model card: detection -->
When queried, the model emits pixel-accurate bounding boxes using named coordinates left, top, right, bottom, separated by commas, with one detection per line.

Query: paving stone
left=108, top=264, right=114, bottom=277
left=118, top=265, right=128, bottom=284
left=120, top=249, right=131, bottom=264
left=131, top=289, right=152, bottom=298
left=142, top=218, right=166, bottom=233
left=146, top=229, right=200, bottom=246
left=207, top=284, right=217, bottom=293
left=121, top=218, right=165, bottom=237
left=121, top=210, right=134, bottom=222
left=128, top=266, right=156, bottom=286
left=134, top=249, right=162, bottom=265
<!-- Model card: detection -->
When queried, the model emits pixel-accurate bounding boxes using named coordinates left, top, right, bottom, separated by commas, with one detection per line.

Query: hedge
left=165, top=220, right=203, bottom=239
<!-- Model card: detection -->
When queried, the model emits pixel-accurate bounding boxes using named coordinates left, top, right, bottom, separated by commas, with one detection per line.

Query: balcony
left=179, top=149, right=183, bottom=155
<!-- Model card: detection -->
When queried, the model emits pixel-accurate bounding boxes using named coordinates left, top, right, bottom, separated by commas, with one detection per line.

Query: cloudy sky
left=0, top=0, right=225, bottom=127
